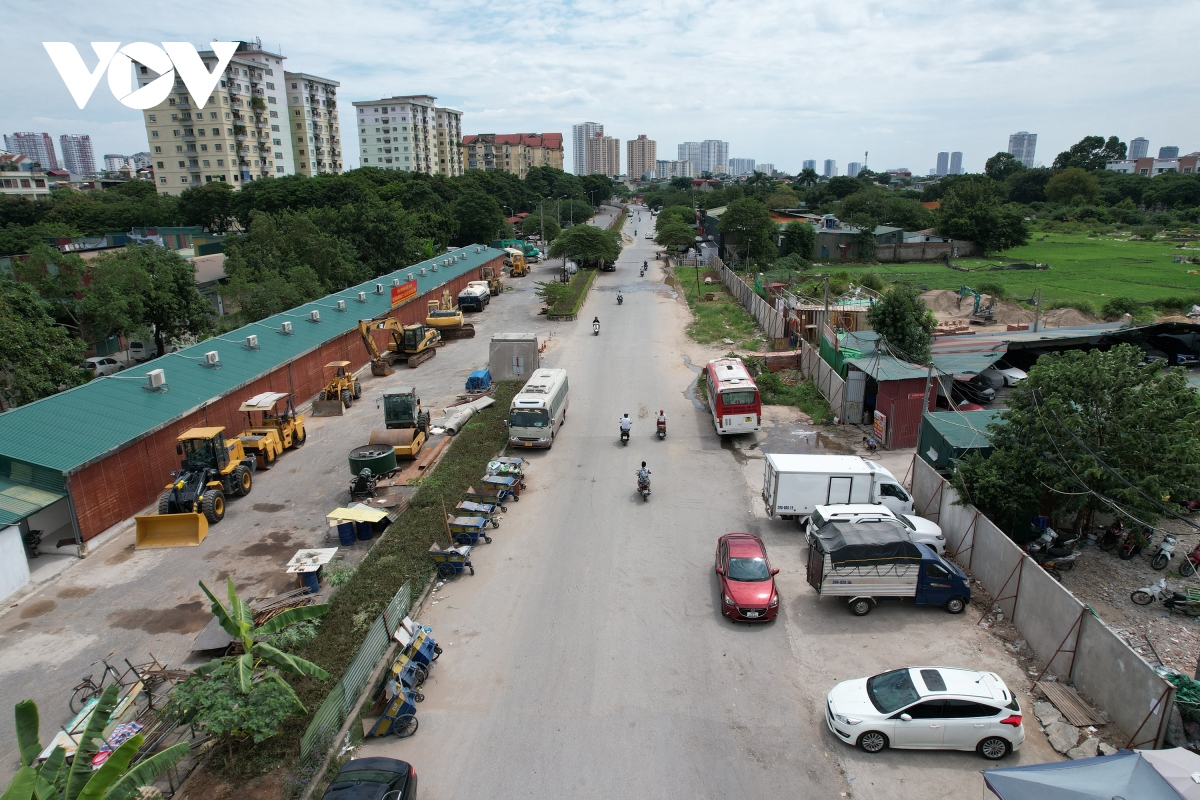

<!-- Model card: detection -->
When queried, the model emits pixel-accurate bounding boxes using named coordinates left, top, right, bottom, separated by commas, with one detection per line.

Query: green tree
left=934, top=177, right=1029, bottom=254
left=654, top=219, right=695, bottom=248
left=668, top=176, right=692, bottom=190
left=80, top=247, right=213, bottom=358
left=762, top=186, right=801, bottom=209
left=1052, top=135, right=1127, bottom=171
left=718, top=198, right=776, bottom=263
left=548, top=224, right=621, bottom=268
left=11, top=244, right=87, bottom=333
left=178, top=182, right=236, bottom=232
left=984, top=152, right=1027, bottom=182
left=797, top=168, right=820, bottom=187
left=659, top=205, right=695, bottom=227
left=3, top=683, right=189, bottom=800
left=1045, top=167, right=1102, bottom=205
left=772, top=253, right=811, bottom=272
left=1007, top=168, right=1052, bottom=204
left=826, top=176, right=863, bottom=199
left=451, top=189, right=506, bottom=245
left=0, top=279, right=86, bottom=409
left=557, top=198, right=594, bottom=226
left=580, top=174, right=615, bottom=205
left=782, top=220, right=816, bottom=259
left=867, top=285, right=937, bottom=363
left=953, top=345, right=1200, bottom=536
left=521, top=214, right=561, bottom=242
left=0, top=221, right=80, bottom=257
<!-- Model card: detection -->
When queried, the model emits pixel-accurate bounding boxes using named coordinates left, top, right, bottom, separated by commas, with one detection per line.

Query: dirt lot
left=922, top=289, right=1095, bottom=328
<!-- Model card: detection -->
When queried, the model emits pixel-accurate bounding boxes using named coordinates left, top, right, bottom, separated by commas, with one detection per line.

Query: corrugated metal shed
left=845, top=355, right=929, bottom=382
left=917, top=410, right=1002, bottom=471
left=0, top=478, right=65, bottom=526
left=0, top=246, right=503, bottom=476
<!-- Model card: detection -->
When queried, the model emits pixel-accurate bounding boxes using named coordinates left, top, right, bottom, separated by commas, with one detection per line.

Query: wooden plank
left=1036, top=681, right=1106, bottom=727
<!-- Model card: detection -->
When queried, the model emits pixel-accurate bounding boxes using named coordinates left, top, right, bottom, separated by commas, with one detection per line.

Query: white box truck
left=762, top=454, right=913, bottom=520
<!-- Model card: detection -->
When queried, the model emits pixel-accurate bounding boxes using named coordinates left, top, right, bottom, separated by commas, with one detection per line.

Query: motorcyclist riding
left=636, top=461, right=651, bottom=497
left=593, top=315, right=600, bottom=335
left=619, top=413, right=632, bottom=445
left=617, top=291, right=623, bottom=305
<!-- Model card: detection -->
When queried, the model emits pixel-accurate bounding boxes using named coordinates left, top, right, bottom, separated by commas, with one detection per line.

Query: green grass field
left=672, top=266, right=764, bottom=350
left=831, top=233, right=1200, bottom=308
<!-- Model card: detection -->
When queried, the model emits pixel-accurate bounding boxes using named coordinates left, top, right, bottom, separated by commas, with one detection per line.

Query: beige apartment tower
left=626, top=135, right=657, bottom=180
left=586, top=134, right=621, bottom=177
left=139, top=40, right=300, bottom=195
left=285, top=73, right=342, bottom=177
left=353, top=95, right=462, bottom=174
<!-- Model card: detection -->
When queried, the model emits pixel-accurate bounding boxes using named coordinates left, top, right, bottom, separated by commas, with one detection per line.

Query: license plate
left=523, top=442, right=533, bottom=447
left=745, top=416, right=752, bottom=422
left=744, top=611, right=760, bottom=618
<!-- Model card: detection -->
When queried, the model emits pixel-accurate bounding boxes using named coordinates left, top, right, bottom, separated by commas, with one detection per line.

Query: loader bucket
left=135, top=513, right=209, bottom=549
left=311, top=399, right=345, bottom=417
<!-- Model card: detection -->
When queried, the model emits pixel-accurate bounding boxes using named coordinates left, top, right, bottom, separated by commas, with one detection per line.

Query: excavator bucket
left=311, top=399, right=346, bottom=417
left=135, top=513, right=209, bottom=549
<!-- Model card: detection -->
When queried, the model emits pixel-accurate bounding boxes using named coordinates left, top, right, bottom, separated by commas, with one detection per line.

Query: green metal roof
left=0, top=477, right=65, bottom=526
left=845, top=355, right=930, bottom=382
left=921, top=410, right=1001, bottom=450
left=0, top=245, right=504, bottom=476
left=930, top=351, right=1006, bottom=377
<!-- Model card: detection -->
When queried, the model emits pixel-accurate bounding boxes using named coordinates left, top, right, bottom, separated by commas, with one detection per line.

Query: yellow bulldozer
left=425, top=289, right=476, bottom=341
left=311, top=361, right=362, bottom=416
left=134, top=427, right=255, bottom=549
left=359, top=317, right=441, bottom=376
left=236, top=391, right=306, bottom=468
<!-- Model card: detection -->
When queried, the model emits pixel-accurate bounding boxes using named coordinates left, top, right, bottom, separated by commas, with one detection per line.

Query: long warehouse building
left=0, top=245, right=506, bottom=560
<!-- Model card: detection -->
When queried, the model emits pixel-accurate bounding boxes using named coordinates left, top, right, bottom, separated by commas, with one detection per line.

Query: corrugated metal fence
left=300, top=580, right=413, bottom=759
left=798, top=340, right=846, bottom=421
left=716, top=260, right=786, bottom=340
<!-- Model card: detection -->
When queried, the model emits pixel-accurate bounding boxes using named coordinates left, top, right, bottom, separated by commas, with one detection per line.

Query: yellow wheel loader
left=134, top=428, right=254, bottom=549
left=311, top=361, right=361, bottom=416
left=236, top=391, right=306, bottom=468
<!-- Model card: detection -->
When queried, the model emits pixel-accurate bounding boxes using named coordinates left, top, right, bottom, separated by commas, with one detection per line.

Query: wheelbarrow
left=429, top=543, right=473, bottom=578
left=447, top=515, right=491, bottom=545
left=487, top=458, right=528, bottom=484
left=407, top=625, right=441, bottom=669
left=455, top=500, right=501, bottom=528
left=367, top=683, right=419, bottom=738
left=388, top=650, right=429, bottom=703
left=464, top=476, right=520, bottom=508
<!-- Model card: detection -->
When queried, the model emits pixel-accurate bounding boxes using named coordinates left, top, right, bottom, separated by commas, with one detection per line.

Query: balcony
left=182, top=134, right=196, bottom=142
left=187, top=165, right=201, bottom=173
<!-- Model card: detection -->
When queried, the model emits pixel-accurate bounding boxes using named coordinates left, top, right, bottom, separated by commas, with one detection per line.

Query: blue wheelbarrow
left=429, top=543, right=473, bottom=578
left=388, top=650, right=428, bottom=702
left=367, top=683, right=419, bottom=738
left=455, top=500, right=501, bottom=528
left=448, top=515, right=491, bottom=545
left=465, top=475, right=521, bottom=507
left=407, top=625, right=440, bottom=669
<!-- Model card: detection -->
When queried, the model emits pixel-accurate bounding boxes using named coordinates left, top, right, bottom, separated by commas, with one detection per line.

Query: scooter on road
left=656, top=410, right=666, bottom=439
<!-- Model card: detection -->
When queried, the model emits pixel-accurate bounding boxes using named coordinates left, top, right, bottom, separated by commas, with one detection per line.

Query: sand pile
left=920, top=289, right=1096, bottom=328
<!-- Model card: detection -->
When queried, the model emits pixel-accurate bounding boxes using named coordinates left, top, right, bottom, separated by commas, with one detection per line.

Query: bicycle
left=69, top=653, right=124, bottom=715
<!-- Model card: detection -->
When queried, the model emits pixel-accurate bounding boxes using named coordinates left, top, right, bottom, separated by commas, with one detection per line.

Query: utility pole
left=1033, top=288, right=1042, bottom=332
left=921, top=361, right=935, bottom=418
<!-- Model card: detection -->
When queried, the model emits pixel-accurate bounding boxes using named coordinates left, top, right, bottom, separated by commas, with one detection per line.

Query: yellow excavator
left=424, top=289, right=476, bottom=340
left=359, top=317, right=441, bottom=376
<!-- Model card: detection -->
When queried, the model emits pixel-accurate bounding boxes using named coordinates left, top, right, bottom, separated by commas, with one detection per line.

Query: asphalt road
left=357, top=206, right=1057, bottom=798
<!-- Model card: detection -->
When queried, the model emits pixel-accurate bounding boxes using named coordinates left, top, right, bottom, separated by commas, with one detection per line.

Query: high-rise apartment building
left=1129, top=137, right=1149, bottom=160
left=728, top=158, right=755, bottom=177
left=4, top=132, right=59, bottom=170
left=354, top=95, right=460, bottom=174
left=435, top=106, right=463, bottom=176
left=139, top=40, right=296, bottom=195
left=847, top=162, right=862, bottom=178
left=802, top=159, right=816, bottom=172
left=626, top=135, right=657, bottom=180
left=59, top=134, right=95, bottom=175
left=103, top=154, right=130, bottom=172
left=823, top=159, right=837, bottom=178
left=756, top=163, right=775, bottom=177
left=462, top=133, right=563, bottom=178
left=131, top=152, right=153, bottom=170
left=936, top=151, right=949, bottom=177
left=1159, top=146, right=1180, bottom=159
left=950, top=151, right=963, bottom=175
left=678, top=142, right=701, bottom=169
left=586, top=135, right=620, bottom=177
left=1007, top=131, right=1037, bottom=168
left=656, top=160, right=693, bottom=179
left=571, top=122, right=603, bottom=174
left=285, top=72, right=342, bottom=177
left=677, top=141, right=727, bottom=174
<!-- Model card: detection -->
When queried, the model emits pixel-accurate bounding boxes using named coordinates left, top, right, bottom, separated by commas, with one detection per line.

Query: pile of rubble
left=1034, top=701, right=1118, bottom=760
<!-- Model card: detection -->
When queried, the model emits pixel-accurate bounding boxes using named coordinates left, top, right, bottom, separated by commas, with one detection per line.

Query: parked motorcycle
left=1026, top=544, right=1079, bottom=581
left=1178, top=542, right=1200, bottom=578
left=1150, top=534, right=1178, bottom=571
left=1098, top=520, right=1126, bottom=551
left=1131, top=578, right=1200, bottom=615
left=656, top=410, right=666, bottom=440
left=1117, top=526, right=1152, bottom=561
left=1028, top=527, right=1079, bottom=558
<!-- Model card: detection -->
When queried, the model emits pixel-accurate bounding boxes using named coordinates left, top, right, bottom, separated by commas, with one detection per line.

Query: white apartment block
left=59, top=134, right=95, bottom=176
left=285, top=72, right=342, bottom=177
left=823, top=159, right=837, bottom=177
left=572, top=122, right=603, bottom=174
left=103, top=154, right=130, bottom=172
left=728, top=158, right=755, bottom=177
left=1007, top=131, right=1037, bottom=168
left=140, top=40, right=296, bottom=195
left=354, top=96, right=461, bottom=174
left=656, top=159, right=693, bottom=179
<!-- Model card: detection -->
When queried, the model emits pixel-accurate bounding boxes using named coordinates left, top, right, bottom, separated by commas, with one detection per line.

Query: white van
left=805, top=504, right=946, bottom=554
left=762, top=454, right=913, bottom=520
left=508, top=368, right=569, bottom=449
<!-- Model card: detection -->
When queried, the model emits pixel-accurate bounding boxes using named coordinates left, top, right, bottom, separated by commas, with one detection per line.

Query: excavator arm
left=360, top=318, right=406, bottom=376
left=358, top=319, right=384, bottom=361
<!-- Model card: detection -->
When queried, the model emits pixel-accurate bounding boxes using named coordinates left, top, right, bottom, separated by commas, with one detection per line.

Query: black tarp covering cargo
left=812, top=520, right=923, bottom=566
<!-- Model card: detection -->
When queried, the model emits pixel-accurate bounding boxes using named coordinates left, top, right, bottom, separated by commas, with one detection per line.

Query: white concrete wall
left=0, top=527, right=30, bottom=601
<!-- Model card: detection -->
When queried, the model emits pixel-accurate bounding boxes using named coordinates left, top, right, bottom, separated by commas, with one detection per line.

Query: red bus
left=705, top=357, right=762, bottom=435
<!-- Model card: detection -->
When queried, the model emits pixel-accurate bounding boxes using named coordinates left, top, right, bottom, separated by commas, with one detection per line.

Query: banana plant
left=1, top=683, right=189, bottom=800
left=197, top=578, right=330, bottom=711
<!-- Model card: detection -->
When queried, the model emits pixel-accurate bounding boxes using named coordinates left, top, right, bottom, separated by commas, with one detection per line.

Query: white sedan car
left=981, top=358, right=1027, bottom=388
left=81, top=356, right=122, bottom=376
left=826, top=667, right=1024, bottom=760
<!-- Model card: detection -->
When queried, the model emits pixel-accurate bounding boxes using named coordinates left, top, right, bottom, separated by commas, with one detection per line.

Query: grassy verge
left=672, top=265, right=764, bottom=350
left=747, top=360, right=832, bottom=423
left=230, top=381, right=520, bottom=780
left=548, top=268, right=597, bottom=317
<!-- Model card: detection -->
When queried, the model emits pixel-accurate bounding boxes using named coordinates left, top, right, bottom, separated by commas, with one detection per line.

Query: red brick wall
left=69, top=259, right=498, bottom=540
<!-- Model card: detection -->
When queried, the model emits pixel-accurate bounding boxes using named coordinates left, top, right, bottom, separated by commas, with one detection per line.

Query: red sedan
left=715, top=533, right=780, bottom=622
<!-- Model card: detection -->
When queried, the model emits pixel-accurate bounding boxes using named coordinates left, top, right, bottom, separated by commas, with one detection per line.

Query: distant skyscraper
left=823, top=159, right=837, bottom=178
left=699, top=140, right=728, bottom=174
left=626, top=135, right=657, bottom=180
left=1007, top=131, right=1037, bottom=168
left=131, top=152, right=153, bottom=170
left=1159, top=146, right=1180, bottom=159
left=728, top=157, right=755, bottom=177
left=802, top=159, right=816, bottom=172
left=4, top=132, right=59, bottom=170
left=585, top=135, right=620, bottom=177
left=59, top=134, right=96, bottom=175
left=655, top=159, right=693, bottom=179
left=847, top=162, right=862, bottom=177
left=936, top=152, right=949, bottom=176
left=756, top=163, right=775, bottom=177
left=950, top=151, right=963, bottom=175
left=1129, top=137, right=1149, bottom=159
left=571, top=122, right=603, bottom=174
left=678, top=142, right=701, bottom=168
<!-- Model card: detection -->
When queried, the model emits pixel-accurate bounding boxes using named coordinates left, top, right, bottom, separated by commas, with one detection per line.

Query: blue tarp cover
left=465, top=370, right=492, bottom=391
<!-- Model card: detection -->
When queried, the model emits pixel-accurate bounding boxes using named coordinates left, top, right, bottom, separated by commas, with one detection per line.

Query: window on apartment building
left=277, top=166, right=284, bottom=173
left=159, top=177, right=166, bottom=184
left=148, top=114, right=156, bottom=122
left=273, top=138, right=281, bottom=145
left=298, top=149, right=305, bottom=156
left=169, top=98, right=176, bottom=106
left=269, top=110, right=279, bottom=118
left=266, top=82, right=274, bottom=89
left=197, top=128, right=205, bottom=136
left=175, top=146, right=183, bottom=152
left=291, top=82, right=298, bottom=89
left=156, top=161, right=164, bottom=169
left=267, top=97, right=276, bottom=104
left=154, top=146, right=161, bottom=153
left=151, top=130, right=159, bottom=138
left=187, top=145, right=197, bottom=152
left=172, top=129, right=179, bottom=136
left=180, top=177, right=188, bottom=183
left=209, top=111, right=217, bottom=119
left=200, top=144, right=207, bottom=151
left=271, top=124, right=280, bottom=132
left=202, top=160, right=210, bottom=167
left=214, top=144, right=222, bottom=151
left=294, top=109, right=301, bottom=116
left=217, top=159, right=224, bottom=166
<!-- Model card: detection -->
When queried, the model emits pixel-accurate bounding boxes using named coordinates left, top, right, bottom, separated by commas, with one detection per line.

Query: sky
left=3, top=0, right=1198, bottom=177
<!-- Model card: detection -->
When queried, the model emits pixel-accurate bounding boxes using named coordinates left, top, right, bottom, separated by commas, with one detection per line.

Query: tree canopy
left=866, top=285, right=936, bottom=363
left=934, top=177, right=1029, bottom=254
left=548, top=224, right=621, bottom=268
left=1052, top=135, right=1127, bottom=171
left=781, top=220, right=816, bottom=260
left=717, top=198, right=776, bottom=263
left=1045, top=167, right=1102, bottom=205
left=654, top=219, right=695, bottom=248
left=984, top=152, right=1027, bottom=182
left=0, top=279, right=86, bottom=409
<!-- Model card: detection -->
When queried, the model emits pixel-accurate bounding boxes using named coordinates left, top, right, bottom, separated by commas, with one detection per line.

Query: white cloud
left=1, top=0, right=1197, bottom=175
